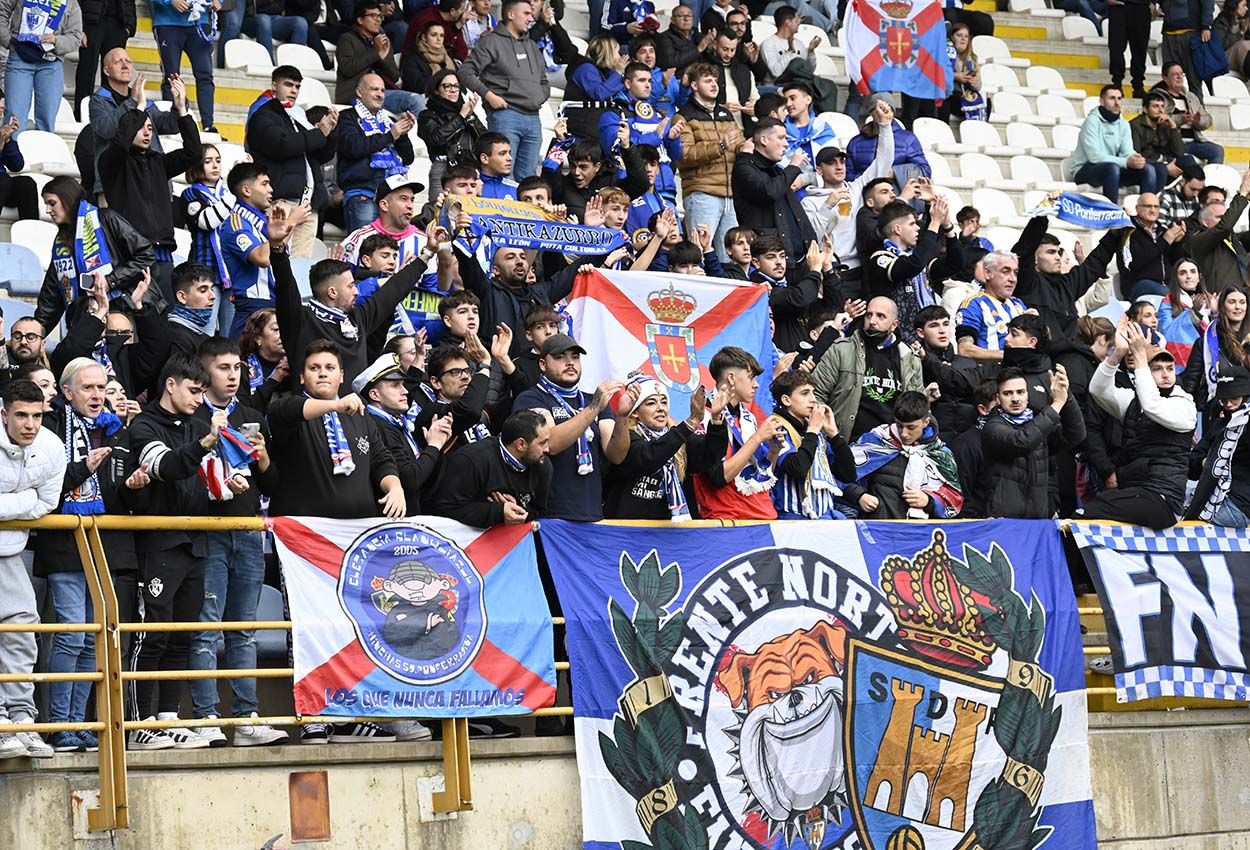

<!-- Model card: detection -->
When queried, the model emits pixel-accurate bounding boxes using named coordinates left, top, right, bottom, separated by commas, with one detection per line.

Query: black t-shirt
left=856, top=339, right=903, bottom=437
left=514, top=385, right=614, bottom=521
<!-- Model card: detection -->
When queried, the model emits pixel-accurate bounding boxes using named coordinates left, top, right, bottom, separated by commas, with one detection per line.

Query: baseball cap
left=375, top=172, right=425, bottom=202
left=1216, top=363, right=1250, bottom=399
left=351, top=353, right=407, bottom=395
left=815, top=146, right=846, bottom=166
left=1147, top=346, right=1175, bottom=364
left=538, top=333, right=588, bottom=358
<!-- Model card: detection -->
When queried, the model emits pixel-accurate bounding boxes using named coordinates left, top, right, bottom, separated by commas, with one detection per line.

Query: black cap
left=1216, top=363, right=1250, bottom=399
left=815, top=146, right=845, bottom=166
left=538, top=333, right=587, bottom=358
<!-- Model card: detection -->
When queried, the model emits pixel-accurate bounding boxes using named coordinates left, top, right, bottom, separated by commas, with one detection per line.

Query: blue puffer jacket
left=1160, top=0, right=1213, bottom=29
left=845, top=121, right=930, bottom=182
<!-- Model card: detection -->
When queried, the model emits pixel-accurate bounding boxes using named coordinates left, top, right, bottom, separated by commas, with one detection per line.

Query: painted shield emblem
left=645, top=322, right=699, bottom=391
left=844, top=640, right=1006, bottom=850
left=880, top=22, right=918, bottom=68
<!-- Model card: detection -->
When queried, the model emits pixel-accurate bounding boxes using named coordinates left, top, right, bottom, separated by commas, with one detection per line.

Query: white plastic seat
left=0, top=243, right=45, bottom=294
left=1008, top=0, right=1065, bottom=16
left=1024, top=66, right=1085, bottom=101
left=979, top=63, right=1038, bottom=96
left=1011, top=154, right=1077, bottom=192
left=295, top=76, right=332, bottom=108
left=983, top=226, right=1023, bottom=250
left=54, top=98, right=85, bottom=135
left=960, top=152, right=1030, bottom=192
left=1035, top=93, right=1080, bottom=125
left=971, top=187, right=1028, bottom=227
left=215, top=142, right=249, bottom=177
left=1062, top=16, right=1100, bottom=40
left=959, top=120, right=1024, bottom=157
left=1006, top=122, right=1068, bottom=159
left=1232, top=104, right=1250, bottom=131
left=1205, top=163, right=1241, bottom=196
left=927, top=151, right=976, bottom=190
left=1082, top=95, right=1100, bottom=115
left=1206, top=75, right=1250, bottom=107
left=224, top=38, right=273, bottom=72
left=986, top=91, right=1044, bottom=127
left=16, top=130, right=77, bottom=177
left=276, top=44, right=334, bottom=83
left=752, top=20, right=776, bottom=41
left=814, top=53, right=838, bottom=77
left=932, top=184, right=964, bottom=213
left=973, top=35, right=1030, bottom=68
left=1051, top=123, right=1081, bottom=153
left=913, top=116, right=975, bottom=155
left=819, top=111, right=861, bottom=146
left=11, top=220, right=57, bottom=269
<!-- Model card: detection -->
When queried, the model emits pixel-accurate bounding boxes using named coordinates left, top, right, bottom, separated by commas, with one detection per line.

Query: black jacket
left=366, top=410, right=443, bottom=513
left=603, top=422, right=728, bottom=520
left=1116, top=219, right=1184, bottom=298
left=865, top=230, right=965, bottom=341
left=100, top=111, right=202, bottom=249
left=80, top=0, right=135, bottom=32
left=754, top=267, right=824, bottom=354
left=952, top=417, right=986, bottom=517
left=701, top=49, right=758, bottom=112
left=125, top=401, right=213, bottom=555
left=335, top=105, right=415, bottom=196
left=978, top=407, right=1062, bottom=519
left=245, top=97, right=337, bottom=208
left=416, top=95, right=486, bottom=167
left=49, top=308, right=170, bottom=399
left=273, top=250, right=430, bottom=387
left=36, top=209, right=156, bottom=333
left=541, top=143, right=650, bottom=224
left=920, top=345, right=987, bottom=437
left=427, top=437, right=552, bottom=527
left=1013, top=216, right=1124, bottom=345
left=655, top=26, right=702, bottom=71
left=732, top=151, right=817, bottom=258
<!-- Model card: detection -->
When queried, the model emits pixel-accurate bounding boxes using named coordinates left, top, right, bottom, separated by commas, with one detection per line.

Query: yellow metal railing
left=0, top=516, right=1170, bottom=833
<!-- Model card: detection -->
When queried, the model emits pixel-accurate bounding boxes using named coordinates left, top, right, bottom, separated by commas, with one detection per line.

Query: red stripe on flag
left=576, top=270, right=651, bottom=346
left=271, top=517, right=345, bottom=579
left=859, top=51, right=884, bottom=91
left=465, top=522, right=532, bottom=577
left=471, top=638, right=556, bottom=710
left=854, top=0, right=882, bottom=29
left=914, top=2, right=942, bottom=29
left=916, top=46, right=945, bottom=89
left=294, top=641, right=376, bottom=714
left=690, top=282, right=768, bottom=344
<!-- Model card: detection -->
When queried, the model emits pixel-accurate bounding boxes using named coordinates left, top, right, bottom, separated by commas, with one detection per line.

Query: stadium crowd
left=0, top=0, right=1249, bottom=758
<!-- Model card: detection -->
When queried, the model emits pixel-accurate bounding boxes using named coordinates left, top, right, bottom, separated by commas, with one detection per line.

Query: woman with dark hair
left=238, top=307, right=288, bottom=412
left=416, top=68, right=485, bottom=200
left=400, top=20, right=458, bottom=97
left=1183, top=285, right=1250, bottom=418
left=176, top=143, right=236, bottom=335
left=34, top=175, right=156, bottom=334
left=1215, top=0, right=1250, bottom=78
left=1158, top=257, right=1210, bottom=372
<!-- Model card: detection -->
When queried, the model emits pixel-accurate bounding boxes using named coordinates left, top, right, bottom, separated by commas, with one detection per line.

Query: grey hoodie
left=458, top=26, right=550, bottom=114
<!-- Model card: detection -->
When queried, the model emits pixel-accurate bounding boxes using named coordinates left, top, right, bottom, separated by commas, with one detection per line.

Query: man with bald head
left=74, top=0, right=134, bottom=118
left=336, top=72, right=416, bottom=232
left=1117, top=191, right=1186, bottom=300
left=86, top=48, right=180, bottom=195
left=811, top=295, right=923, bottom=437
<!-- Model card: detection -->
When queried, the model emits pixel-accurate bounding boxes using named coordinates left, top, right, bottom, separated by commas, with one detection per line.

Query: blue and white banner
left=272, top=517, right=556, bottom=718
left=543, top=519, right=1096, bottom=850
left=1025, top=192, right=1131, bottom=230
left=1073, top=522, right=1250, bottom=703
left=441, top=195, right=630, bottom=257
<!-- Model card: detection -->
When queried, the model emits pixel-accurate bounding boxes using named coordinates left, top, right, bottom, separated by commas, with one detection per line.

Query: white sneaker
left=195, top=717, right=228, bottom=749
left=388, top=720, right=433, bottom=742
left=233, top=713, right=290, bottom=747
left=165, top=726, right=210, bottom=750
left=128, top=721, right=176, bottom=751
left=0, top=719, right=24, bottom=760
left=15, top=732, right=52, bottom=759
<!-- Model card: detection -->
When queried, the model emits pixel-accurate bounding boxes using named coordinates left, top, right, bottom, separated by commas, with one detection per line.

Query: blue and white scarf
left=247, top=354, right=273, bottom=392
left=637, top=422, right=690, bottom=521
left=537, top=374, right=595, bottom=475
left=92, top=338, right=115, bottom=379
left=354, top=100, right=406, bottom=177
left=308, top=299, right=359, bottom=340
left=1000, top=408, right=1036, bottom=426
left=61, top=405, right=123, bottom=515
left=305, top=393, right=355, bottom=476
left=1203, top=320, right=1222, bottom=402
left=500, top=438, right=526, bottom=471
left=367, top=403, right=420, bottom=456
left=187, top=0, right=216, bottom=43
left=190, top=180, right=234, bottom=289
left=723, top=403, right=776, bottom=495
left=883, top=238, right=938, bottom=309
left=169, top=304, right=214, bottom=334
left=17, top=0, right=67, bottom=53
left=53, top=201, right=114, bottom=306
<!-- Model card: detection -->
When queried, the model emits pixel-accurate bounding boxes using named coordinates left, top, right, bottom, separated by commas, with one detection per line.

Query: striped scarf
left=60, top=406, right=122, bottom=515
left=537, top=375, right=595, bottom=475
left=723, top=404, right=776, bottom=495
left=367, top=403, right=420, bottom=456
left=636, top=423, right=690, bottom=521
left=305, top=393, right=355, bottom=475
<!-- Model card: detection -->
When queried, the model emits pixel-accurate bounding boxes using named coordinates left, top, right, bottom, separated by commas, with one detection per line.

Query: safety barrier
left=0, top=515, right=1157, bottom=834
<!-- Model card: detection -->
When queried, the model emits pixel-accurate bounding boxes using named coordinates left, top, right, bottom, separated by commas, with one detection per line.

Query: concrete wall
left=4, top=709, right=1250, bottom=849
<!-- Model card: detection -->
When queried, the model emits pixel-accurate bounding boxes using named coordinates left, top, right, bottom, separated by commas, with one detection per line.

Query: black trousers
left=74, top=14, right=130, bottom=119
left=129, top=546, right=204, bottom=720
left=1107, top=5, right=1151, bottom=95
left=1079, top=487, right=1178, bottom=529
left=944, top=7, right=995, bottom=38
left=0, top=174, right=39, bottom=221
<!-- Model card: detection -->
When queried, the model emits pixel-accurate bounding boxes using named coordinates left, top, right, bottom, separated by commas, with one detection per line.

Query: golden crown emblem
left=647, top=284, right=697, bottom=324
left=879, top=530, right=997, bottom=669
left=881, top=0, right=913, bottom=18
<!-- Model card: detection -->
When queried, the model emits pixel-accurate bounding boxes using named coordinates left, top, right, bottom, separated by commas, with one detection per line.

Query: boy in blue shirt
left=770, top=370, right=857, bottom=519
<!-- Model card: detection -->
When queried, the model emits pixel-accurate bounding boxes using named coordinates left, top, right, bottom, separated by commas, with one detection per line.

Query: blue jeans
left=765, top=0, right=837, bottom=29
left=230, top=295, right=274, bottom=339
left=3, top=52, right=64, bottom=134
left=217, top=1, right=249, bottom=67
left=344, top=195, right=378, bottom=232
left=1074, top=160, right=1162, bottom=201
left=189, top=531, right=265, bottom=718
left=1213, top=499, right=1250, bottom=528
left=243, top=13, right=310, bottom=63
left=156, top=25, right=216, bottom=128
left=683, top=192, right=738, bottom=262
left=489, top=107, right=542, bottom=181
left=384, top=89, right=425, bottom=115
left=1185, top=140, right=1224, bottom=165
left=1063, top=0, right=1107, bottom=34
left=212, top=283, right=236, bottom=337
left=47, top=572, right=95, bottom=724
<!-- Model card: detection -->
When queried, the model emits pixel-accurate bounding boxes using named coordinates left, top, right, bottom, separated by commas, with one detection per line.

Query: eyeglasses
left=440, top=83, right=461, bottom=91
left=438, top=367, right=473, bottom=379
left=10, top=331, right=41, bottom=343
left=361, top=11, right=384, bottom=19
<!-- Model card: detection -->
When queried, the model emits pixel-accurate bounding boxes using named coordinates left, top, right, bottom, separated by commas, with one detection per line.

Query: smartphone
left=240, top=423, right=261, bottom=440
